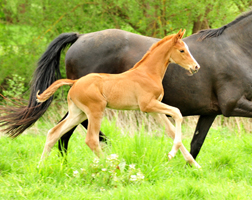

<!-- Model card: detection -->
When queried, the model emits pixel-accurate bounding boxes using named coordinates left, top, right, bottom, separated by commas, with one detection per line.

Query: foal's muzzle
left=188, top=65, right=200, bottom=76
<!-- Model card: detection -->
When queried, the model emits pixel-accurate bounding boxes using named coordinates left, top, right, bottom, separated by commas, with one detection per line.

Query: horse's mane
left=197, top=9, right=252, bottom=41
left=131, top=34, right=174, bottom=70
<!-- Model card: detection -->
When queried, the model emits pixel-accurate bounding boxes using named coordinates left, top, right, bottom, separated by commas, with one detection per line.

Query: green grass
left=0, top=113, right=252, bottom=199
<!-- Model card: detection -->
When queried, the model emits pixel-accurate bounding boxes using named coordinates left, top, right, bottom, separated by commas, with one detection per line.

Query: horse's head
left=169, top=29, right=200, bottom=75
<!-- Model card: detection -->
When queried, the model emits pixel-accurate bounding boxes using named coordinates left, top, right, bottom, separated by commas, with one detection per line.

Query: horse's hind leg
left=39, top=100, right=87, bottom=164
left=151, top=113, right=201, bottom=168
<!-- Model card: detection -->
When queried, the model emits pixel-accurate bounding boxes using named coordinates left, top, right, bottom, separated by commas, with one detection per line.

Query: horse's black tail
left=0, top=32, right=80, bottom=137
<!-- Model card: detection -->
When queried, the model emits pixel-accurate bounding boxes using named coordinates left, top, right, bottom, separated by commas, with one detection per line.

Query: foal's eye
left=180, top=50, right=185, bottom=53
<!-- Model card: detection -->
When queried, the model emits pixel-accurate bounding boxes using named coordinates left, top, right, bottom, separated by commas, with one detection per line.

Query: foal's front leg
left=151, top=113, right=201, bottom=168
left=140, top=99, right=201, bottom=167
left=141, top=100, right=183, bottom=158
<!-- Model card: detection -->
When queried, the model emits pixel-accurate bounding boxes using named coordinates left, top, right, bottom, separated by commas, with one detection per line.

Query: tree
left=0, top=0, right=248, bottom=96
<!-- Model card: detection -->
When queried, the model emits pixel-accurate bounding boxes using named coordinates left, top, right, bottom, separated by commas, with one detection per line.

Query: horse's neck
left=225, top=15, right=252, bottom=43
left=136, top=42, right=172, bottom=80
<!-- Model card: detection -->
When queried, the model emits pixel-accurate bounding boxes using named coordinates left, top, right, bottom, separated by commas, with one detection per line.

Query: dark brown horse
left=1, top=10, right=252, bottom=159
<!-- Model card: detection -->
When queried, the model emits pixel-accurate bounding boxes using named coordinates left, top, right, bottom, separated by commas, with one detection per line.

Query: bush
left=2, top=74, right=27, bottom=99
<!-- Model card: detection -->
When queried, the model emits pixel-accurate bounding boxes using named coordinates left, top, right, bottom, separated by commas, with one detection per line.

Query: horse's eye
left=180, top=50, right=185, bottom=53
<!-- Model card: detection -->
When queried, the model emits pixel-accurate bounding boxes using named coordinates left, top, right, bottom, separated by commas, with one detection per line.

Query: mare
left=36, top=30, right=200, bottom=167
left=1, top=10, right=252, bottom=159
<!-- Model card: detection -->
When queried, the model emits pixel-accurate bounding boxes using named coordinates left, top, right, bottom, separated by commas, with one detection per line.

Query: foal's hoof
left=100, top=142, right=107, bottom=151
left=194, top=162, right=201, bottom=169
left=168, top=153, right=174, bottom=161
left=187, top=160, right=201, bottom=169
left=37, top=161, right=44, bottom=169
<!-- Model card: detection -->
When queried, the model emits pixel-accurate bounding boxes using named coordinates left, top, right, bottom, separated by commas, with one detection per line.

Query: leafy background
left=0, top=0, right=251, bottom=98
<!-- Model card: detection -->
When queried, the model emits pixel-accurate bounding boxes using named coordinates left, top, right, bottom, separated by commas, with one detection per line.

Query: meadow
left=0, top=104, right=252, bottom=200
left=1, top=4, right=252, bottom=199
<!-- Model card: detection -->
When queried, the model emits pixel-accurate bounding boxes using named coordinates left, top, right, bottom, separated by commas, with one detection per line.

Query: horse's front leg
left=190, top=115, right=216, bottom=159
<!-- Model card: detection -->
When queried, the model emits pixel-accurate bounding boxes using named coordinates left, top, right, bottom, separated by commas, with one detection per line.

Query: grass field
left=0, top=108, right=252, bottom=199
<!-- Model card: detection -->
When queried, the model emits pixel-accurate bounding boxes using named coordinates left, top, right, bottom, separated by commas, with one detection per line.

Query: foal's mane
left=197, top=9, right=252, bottom=41
left=130, top=34, right=175, bottom=70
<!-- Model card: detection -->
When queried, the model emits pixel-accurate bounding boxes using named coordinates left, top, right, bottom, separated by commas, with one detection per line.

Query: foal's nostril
left=195, top=65, right=199, bottom=70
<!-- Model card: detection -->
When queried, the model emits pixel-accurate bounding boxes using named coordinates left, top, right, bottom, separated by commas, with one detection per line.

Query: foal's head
left=169, top=29, right=200, bottom=75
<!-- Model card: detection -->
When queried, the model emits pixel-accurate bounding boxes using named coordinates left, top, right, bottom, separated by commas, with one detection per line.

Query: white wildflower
left=92, top=163, right=99, bottom=168
left=100, top=187, right=106, bottom=192
left=108, top=154, right=118, bottom=160
left=92, top=173, right=96, bottom=178
left=102, top=168, right=107, bottom=172
left=73, top=170, right=79, bottom=177
left=137, top=172, right=145, bottom=180
left=93, top=157, right=100, bottom=164
left=119, top=159, right=126, bottom=171
left=110, top=164, right=117, bottom=169
left=129, top=164, right=136, bottom=170
left=130, top=175, right=137, bottom=181
left=113, top=175, right=118, bottom=182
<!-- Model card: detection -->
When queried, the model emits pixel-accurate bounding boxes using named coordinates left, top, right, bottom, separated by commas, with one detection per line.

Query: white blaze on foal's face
left=184, top=42, right=200, bottom=74
left=169, top=30, right=200, bottom=75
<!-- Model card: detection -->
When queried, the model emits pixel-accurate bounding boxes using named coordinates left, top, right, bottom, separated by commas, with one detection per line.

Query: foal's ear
left=173, top=29, right=186, bottom=44
left=177, top=29, right=186, bottom=39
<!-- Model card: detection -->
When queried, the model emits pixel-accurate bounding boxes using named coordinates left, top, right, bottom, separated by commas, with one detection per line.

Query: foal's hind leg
left=151, top=113, right=201, bottom=168
left=58, top=117, right=108, bottom=158
left=85, top=114, right=105, bottom=157
left=83, top=102, right=107, bottom=157
left=57, top=112, right=75, bottom=157
left=39, top=100, right=87, bottom=164
left=58, top=113, right=108, bottom=157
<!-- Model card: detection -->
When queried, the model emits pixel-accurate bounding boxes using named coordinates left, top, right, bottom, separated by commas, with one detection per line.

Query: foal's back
left=69, top=71, right=133, bottom=111
left=69, top=69, right=162, bottom=111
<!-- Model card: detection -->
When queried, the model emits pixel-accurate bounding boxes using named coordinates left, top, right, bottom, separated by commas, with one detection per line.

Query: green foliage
left=2, top=74, right=27, bottom=98
left=0, top=0, right=249, bottom=100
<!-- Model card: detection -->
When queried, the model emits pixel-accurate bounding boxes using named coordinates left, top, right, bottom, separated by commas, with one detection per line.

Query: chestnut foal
left=37, top=29, right=201, bottom=167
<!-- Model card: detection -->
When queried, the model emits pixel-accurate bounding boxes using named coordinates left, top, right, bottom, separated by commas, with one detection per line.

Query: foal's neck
left=133, top=37, right=173, bottom=80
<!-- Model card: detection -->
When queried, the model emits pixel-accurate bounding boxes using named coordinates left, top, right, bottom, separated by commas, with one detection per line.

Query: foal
left=37, top=29, right=201, bottom=167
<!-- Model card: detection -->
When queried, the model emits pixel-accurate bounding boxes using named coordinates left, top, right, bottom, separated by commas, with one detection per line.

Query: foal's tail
left=0, top=33, right=80, bottom=138
left=37, top=79, right=76, bottom=103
